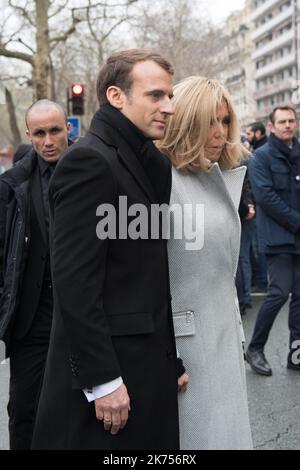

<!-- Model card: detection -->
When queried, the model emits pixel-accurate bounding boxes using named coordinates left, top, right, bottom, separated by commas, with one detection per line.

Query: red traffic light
left=69, top=83, right=85, bottom=115
left=71, top=84, right=84, bottom=96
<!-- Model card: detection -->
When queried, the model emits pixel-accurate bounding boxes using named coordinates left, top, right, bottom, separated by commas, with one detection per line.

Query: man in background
left=0, top=100, right=70, bottom=448
left=246, top=121, right=268, bottom=151
left=247, top=106, right=300, bottom=376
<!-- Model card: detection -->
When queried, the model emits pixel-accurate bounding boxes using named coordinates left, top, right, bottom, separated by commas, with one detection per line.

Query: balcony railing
left=251, top=5, right=294, bottom=42
left=252, top=28, right=294, bottom=60
left=250, top=0, right=282, bottom=22
left=254, top=78, right=294, bottom=99
left=254, top=52, right=296, bottom=79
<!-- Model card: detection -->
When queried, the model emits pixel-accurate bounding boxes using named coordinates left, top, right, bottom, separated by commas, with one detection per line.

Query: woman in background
left=158, top=76, right=253, bottom=450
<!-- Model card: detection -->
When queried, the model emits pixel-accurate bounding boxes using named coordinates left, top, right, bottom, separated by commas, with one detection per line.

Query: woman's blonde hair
left=158, top=76, right=248, bottom=171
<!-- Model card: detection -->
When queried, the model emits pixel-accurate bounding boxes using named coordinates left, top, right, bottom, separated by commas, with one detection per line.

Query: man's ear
left=25, top=129, right=31, bottom=141
left=267, top=121, right=273, bottom=133
left=106, top=86, right=125, bottom=110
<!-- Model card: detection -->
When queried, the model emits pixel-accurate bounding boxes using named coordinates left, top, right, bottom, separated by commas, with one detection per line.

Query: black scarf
left=95, top=104, right=171, bottom=204
left=252, top=134, right=268, bottom=150
left=269, top=132, right=300, bottom=165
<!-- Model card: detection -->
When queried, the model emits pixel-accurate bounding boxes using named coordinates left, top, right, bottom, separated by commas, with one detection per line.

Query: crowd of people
left=0, top=47, right=299, bottom=451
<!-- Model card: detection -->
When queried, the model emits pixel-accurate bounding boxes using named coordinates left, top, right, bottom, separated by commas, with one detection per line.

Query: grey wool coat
left=168, top=163, right=253, bottom=450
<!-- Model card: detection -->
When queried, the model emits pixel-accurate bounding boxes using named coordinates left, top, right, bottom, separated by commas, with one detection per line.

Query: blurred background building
left=251, top=0, right=299, bottom=120
left=214, top=0, right=255, bottom=127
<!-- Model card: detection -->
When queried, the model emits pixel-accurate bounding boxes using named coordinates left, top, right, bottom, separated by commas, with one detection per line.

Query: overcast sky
left=205, top=0, right=246, bottom=23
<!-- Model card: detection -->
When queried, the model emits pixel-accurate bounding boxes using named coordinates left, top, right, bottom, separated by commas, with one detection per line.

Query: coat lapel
left=30, top=165, right=47, bottom=246
left=89, top=118, right=157, bottom=204
left=117, top=139, right=157, bottom=204
left=210, top=164, right=246, bottom=275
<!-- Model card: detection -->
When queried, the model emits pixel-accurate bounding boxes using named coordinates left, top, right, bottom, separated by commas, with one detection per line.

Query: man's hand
left=245, top=204, right=255, bottom=221
left=178, top=372, right=189, bottom=393
left=94, top=383, right=131, bottom=435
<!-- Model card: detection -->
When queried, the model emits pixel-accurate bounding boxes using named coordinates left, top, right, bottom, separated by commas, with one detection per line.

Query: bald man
left=0, top=100, right=70, bottom=449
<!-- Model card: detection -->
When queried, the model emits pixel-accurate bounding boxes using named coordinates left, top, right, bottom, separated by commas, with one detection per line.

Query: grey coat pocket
left=173, top=310, right=195, bottom=337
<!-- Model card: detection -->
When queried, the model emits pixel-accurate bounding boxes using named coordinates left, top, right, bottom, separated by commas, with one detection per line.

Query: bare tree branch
left=86, top=1, right=99, bottom=44
left=49, top=17, right=81, bottom=49
left=0, top=47, right=33, bottom=64
left=86, top=0, right=135, bottom=46
left=8, top=0, right=35, bottom=27
left=98, top=18, right=127, bottom=44
left=17, top=37, right=35, bottom=53
left=73, top=0, right=138, bottom=8
left=48, top=0, right=68, bottom=18
left=1, top=15, right=28, bottom=49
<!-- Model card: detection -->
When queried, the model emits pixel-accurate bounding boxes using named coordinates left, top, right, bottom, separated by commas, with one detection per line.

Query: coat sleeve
left=49, top=146, right=122, bottom=389
left=248, top=152, right=300, bottom=233
left=0, top=182, right=10, bottom=296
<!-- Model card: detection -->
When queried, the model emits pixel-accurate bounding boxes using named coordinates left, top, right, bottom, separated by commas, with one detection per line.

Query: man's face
left=26, top=108, right=70, bottom=162
left=119, top=60, right=174, bottom=140
left=245, top=127, right=255, bottom=144
left=270, top=109, right=297, bottom=144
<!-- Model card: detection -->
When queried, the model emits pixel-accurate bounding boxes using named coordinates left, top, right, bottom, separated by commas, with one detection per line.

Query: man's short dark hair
left=269, top=105, right=297, bottom=124
left=247, top=121, right=266, bottom=136
left=96, top=49, right=174, bottom=106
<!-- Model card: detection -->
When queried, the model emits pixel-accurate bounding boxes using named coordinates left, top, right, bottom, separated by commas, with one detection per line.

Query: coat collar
left=203, top=163, right=245, bottom=208
left=207, top=163, right=246, bottom=275
left=0, top=149, right=47, bottom=245
left=0, top=148, right=37, bottom=189
left=89, top=112, right=158, bottom=203
left=30, top=164, right=47, bottom=245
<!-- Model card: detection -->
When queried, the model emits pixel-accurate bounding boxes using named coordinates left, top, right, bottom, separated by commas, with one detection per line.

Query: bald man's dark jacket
left=0, top=149, right=50, bottom=354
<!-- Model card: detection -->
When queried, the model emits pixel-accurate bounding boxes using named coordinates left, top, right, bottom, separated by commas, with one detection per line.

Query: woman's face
left=205, top=101, right=230, bottom=163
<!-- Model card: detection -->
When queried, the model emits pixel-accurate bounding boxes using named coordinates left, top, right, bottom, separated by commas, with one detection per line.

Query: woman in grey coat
left=158, top=77, right=253, bottom=450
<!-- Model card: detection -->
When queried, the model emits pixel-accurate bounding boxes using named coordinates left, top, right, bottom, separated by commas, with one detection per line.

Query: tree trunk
left=34, top=0, right=53, bottom=100
left=5, top=88, right=22, bottom=146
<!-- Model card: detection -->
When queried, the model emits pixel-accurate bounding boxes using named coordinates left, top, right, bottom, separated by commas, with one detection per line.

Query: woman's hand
left=178, top=372, right=189, bottom=393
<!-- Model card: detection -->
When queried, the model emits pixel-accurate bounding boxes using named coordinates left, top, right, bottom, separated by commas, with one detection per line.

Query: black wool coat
left=0, top=151, right=50, bottom=353
left=32, top=112, right=179, bottom=450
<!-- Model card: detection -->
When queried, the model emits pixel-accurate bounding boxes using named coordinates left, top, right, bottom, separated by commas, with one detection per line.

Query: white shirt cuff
left=83, top=377, right=123, bottom=403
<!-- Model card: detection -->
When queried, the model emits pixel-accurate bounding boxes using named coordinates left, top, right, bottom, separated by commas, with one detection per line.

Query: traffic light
left=70, top=83, right=84, bottom=115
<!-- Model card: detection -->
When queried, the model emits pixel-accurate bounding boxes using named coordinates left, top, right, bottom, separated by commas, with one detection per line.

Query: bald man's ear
left=106, top=86, right=125, bottom=110
left=66, top=121, right=71, bottom=132
left=26, top=129, right=31, bottom=140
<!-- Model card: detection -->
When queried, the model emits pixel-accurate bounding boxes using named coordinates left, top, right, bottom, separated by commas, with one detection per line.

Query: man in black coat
left=0, top=100, right=70, bottom=449
left=32, top=49, right=184, bottom=450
